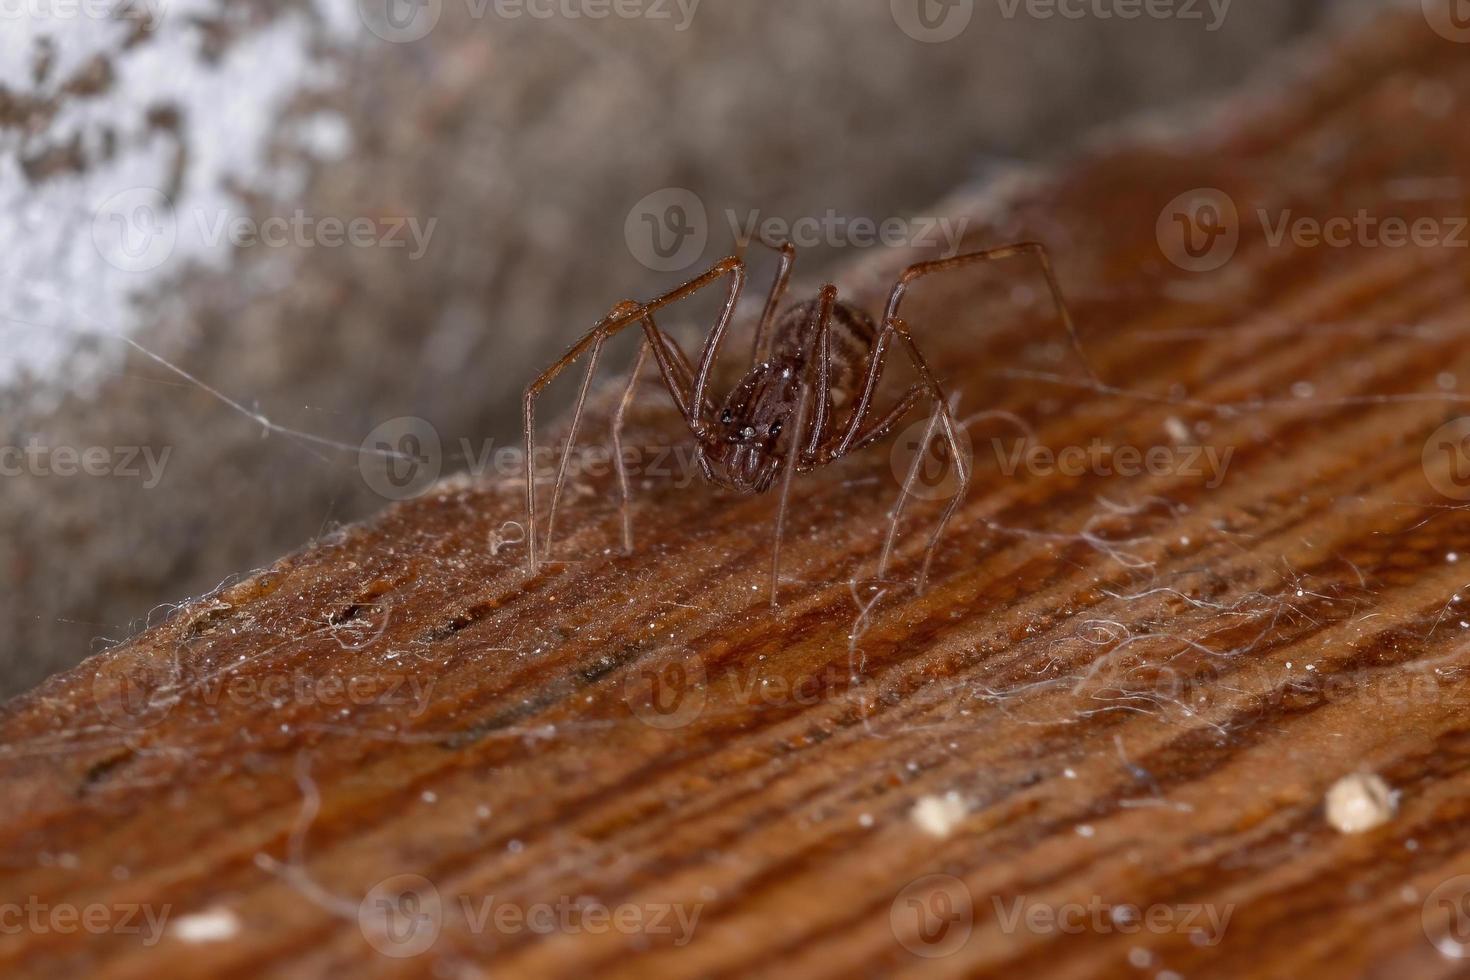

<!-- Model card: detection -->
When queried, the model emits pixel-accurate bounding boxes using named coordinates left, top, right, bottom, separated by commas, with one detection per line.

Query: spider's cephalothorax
left=524, top=237, right=1087, bottom=603
left=698, top=297, right=877, bottom=493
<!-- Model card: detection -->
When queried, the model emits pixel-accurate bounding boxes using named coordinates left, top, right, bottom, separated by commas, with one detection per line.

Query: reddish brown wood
left=5, top=11, right=1470, bottom=978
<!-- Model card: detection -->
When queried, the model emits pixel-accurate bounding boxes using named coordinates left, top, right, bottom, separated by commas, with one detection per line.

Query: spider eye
left=768, top=421, right=783, bottom=438
left=740, top=426, right=756, bottom=441
left=721, top=409, right=733, bottom=424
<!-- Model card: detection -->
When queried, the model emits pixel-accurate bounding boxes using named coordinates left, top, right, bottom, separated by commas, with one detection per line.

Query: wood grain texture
left=5, top=11, right=1470, bottom=978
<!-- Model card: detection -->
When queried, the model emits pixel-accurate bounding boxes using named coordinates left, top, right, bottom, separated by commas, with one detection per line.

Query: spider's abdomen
left=769, top=297, right=877, bottom=411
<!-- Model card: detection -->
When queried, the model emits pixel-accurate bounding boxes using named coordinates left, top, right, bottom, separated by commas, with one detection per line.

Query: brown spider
left=523, top=237, right=1085, bottom=604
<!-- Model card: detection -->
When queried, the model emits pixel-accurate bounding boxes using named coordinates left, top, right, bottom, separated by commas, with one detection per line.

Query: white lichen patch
left=910, top=791, right=969, bottom=838
left=1325, top=772, right=1397, bottom=834
left=0, top=0, right=355, bottom=403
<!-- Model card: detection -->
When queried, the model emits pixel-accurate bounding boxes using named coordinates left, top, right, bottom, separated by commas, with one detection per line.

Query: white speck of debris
left=1325, top=772, right=1397, bottom=833
left=421, top=791, right=437, bottom=804
left=1076, top=823, right=1096, bottom=838
left=1164, top=417, right=1191, bottom=443
left=475, top=805, right=492, bottom=820
left=1439, top=372, right=1458, bottom=390
left=172, top=907, right=242, bottom=944
left=858, top=813, right=875, bottom=828
left=910, top=793, right=969, bottom=838
left=1063, top=768, right=1077, bottom=779
left=1128, top=946, right=1153, bottom=968
left=1291, top=381, right=1315, bottom=399
left=1449, top=553, right=1460, bottom=564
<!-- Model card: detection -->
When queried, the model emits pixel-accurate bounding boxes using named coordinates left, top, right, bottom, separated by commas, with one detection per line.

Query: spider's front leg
left=611, top=324, right=703, bottom=554
left=523, top=258, right=746, bottom=572
left=523, top=299, right=643, bottom=574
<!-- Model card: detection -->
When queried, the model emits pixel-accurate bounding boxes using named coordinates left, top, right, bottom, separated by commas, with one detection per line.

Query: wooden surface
left=6, top=12, right=1470, bottom=978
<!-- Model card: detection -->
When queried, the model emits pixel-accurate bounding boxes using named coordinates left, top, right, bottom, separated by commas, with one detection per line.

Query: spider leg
left=768, top=286, right=842, bottom=605
left=836, top=241, right=1090, bottom=460
left=815, top=311, right=968, bottom=592
left=877, top=318, right=971, bottom=592
left=883, top=239, right=1095, bottom=384
left=801, top=285, right=839, bottom=460
left=811, top=240, right=1082, bottom=591
left=679, top=257, right=747, bottom=425
left=526, top=300, right=641, bottom=572
left=524, top=258, right=747, bottom=573
left=611, top=324, right=700, bottom=554
left=612, top=339, right=651, bottom=555
left=844, top=383, right=927, bottom=453
left=769, top=381, right=813, bottom=607
left=737, top=234, right=797, bottom=364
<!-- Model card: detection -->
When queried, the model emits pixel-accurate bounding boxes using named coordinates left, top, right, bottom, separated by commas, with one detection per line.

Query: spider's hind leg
left=881, top=320, right=972, bottom=592
left=828, top=317, right=971, bottom=595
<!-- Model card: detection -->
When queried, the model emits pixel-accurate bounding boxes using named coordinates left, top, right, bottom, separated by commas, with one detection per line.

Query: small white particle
left=172, top=908, right=241, bottom=944
left=858, top=813, right=875, bottom=828
left=1449, top=553, right=1460, bottom=564
left=1063, top=768, right=1077, bottom=779
left=1128, top=947, right=1153, bottom=968
left=421, top=791, right=437, bottom=804
left=1325, top=772, right=1397, bottom=833
left=475, top=805, right=492, bottom=820
left=1076, top=823, right=1096, bottom=838
left=1291, top=381, right=1315, bottom=399
left=910, top=793, right=969, bottom=838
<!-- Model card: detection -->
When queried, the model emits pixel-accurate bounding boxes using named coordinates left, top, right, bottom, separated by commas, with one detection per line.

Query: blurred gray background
left=0, top=0, right=1392, bottom=697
